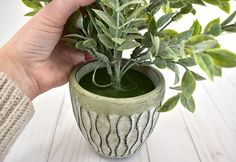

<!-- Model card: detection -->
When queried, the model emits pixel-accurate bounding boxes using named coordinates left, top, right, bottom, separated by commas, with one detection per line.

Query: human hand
left=0, top=0, right=94, bottom=99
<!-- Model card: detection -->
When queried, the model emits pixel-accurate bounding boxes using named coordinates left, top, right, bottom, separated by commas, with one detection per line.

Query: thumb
left=35, top=0, right=95, bottom=27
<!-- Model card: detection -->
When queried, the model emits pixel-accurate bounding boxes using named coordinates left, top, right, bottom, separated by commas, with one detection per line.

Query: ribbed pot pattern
left=72, top=103, right=159, bottom=158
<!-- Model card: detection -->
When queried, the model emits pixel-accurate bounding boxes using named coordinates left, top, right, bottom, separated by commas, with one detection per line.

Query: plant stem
left=112, top=0, right=122, bottom=89
left=121, top=61, right=137, bottom=79
left=159, top=13, right=180, bottom=32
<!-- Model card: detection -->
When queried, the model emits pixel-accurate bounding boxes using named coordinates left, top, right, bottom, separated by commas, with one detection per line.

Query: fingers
left=36, top=0, right=95, bottom=27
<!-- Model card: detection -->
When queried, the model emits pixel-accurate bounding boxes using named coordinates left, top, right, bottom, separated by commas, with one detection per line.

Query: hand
left=0, top=0, right=94, bottom=99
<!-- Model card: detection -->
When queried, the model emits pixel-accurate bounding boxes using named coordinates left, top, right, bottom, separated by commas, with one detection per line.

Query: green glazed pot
left=69, top=60, right=165, bottom=158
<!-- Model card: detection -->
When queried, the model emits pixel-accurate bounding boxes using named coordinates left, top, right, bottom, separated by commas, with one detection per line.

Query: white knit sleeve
left=0, top=73, right=34, bottom=162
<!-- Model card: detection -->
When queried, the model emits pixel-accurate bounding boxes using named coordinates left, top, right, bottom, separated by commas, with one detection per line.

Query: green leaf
left=150, top=36, right=160, bottom=56
left=178, top=57, right=196, bottom=67
left=203, top=0, right=220, bottom=6
left=194, top=40, right=219, bottom=53
left=95, top=19, right=113, bottom=38
left=214, top=66, right=222, bottom=77
left=157, top=13, right=175, bottom=28
left=182, top=71, right=196, bottom=98
left=66, top=10, right=84, bottom=32
left=148, top=16, right=158, bottom=35
left=111, top=38, right=126, bottom=45
left=181, top=95, right=196, bottom=113
left=22, top=0, right=42, bottom=9
left=168, top=63, right=180, bottom=84
left=222, top=24, right=236, bottom=33
left=117, top=41, right=141, bottom=51
left=166, top=47, right=178, bottom=61
left=93, top=9, right=116, bottom=29
left=117, top=0, right=144, bottom=11
left=100, top=0, right=116, bottom=10
left=180, top=3, right=193, bottom=14
left=222, top=10, right=236, bottom=27
left=204, top=48, right=236, bottom=67
left=204, top=18, right=221, bottom=36
left=158, top=94, right=181, bottom=112
left=186, top=34, right=216, bottom=46
left=219, top=2, right=230, bottom=14
left=75, top=41, right=87, bottom=51
left=154, top=57, right=167, bottom=69
left=88, top=22, right=95, bottom=38
left=190, top=71, right=206, bottom=81
left=83, top=39, right=97, bottom=48
left=170, top=1, right=186, bottom=8
left=170, top=86, right=182, bottom=91
left=171, top=30, right=193, bottom=45
left=73, top=10, right=84, bottom=29
left=98, top=34, right=114, bottom=49
left=123, top=28, right=139, bottom=34
left=24, top=9, right=39, bottom=16
left=143, top=32, right=153, bottom=48
left=127, top=34, right=143, bottom=41
left=163, top=29, right=178, bottom=36
left=94, top=52, right=112, bottom=75
left=146, top=0, right=165, bottom=15
left=190, top=20, right=202, bottom=36
left=127, top=5, right=149, bottom=20
left=194, top=53, right=215, bottom=80
left=63, top=34, right=86, bottom=39
left=188, top=0, right=205, bottom=6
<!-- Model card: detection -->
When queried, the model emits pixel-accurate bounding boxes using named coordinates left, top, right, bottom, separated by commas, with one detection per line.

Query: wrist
left=0, top=48, right=38, bottom=100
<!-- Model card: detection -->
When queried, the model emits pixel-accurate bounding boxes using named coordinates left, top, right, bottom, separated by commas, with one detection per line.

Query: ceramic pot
left=69, top=60, right=165, bottom=158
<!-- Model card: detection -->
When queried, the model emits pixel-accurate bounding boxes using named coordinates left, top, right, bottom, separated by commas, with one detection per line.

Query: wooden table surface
left=1, top=1, right=236, bottom=162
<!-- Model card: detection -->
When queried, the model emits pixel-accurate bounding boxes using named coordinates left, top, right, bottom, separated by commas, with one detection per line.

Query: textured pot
left=69, top=60, right=165, bottom=158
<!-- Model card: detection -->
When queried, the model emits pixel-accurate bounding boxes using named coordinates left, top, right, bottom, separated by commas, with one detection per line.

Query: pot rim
left=70, top=59, right=165, bottom=105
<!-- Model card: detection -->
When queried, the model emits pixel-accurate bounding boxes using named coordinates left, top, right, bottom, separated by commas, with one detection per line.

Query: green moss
left=79, top=68, right=155, bottom=98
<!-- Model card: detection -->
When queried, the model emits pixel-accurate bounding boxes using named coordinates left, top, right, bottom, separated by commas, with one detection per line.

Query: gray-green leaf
left=190, top=20, right=202, bottom=36
left=83, top=39, right=97, bottom=48
left=98, top=34, right=115, bottom=49
left=190, top=71, right=206, bottom=81
left=194, top=53, right=215, bottom=80
left=22, top=0, right=42, bottom=9
left=204, top=48, right=236, bottom=67
left=181, top=95, right=196, bottom=113
left=93, top=9, right=116, bottom=29
left=158, top=94, right=181, bottom=112
left=117, top=41, right=141, bottom=51
left=182, top=71, right=196, bottom=98
left=204, top=18, right=221, bottom=36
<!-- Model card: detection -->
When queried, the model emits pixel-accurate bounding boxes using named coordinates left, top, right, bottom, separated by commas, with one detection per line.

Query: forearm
left=0, top=65, right=34, bottom=161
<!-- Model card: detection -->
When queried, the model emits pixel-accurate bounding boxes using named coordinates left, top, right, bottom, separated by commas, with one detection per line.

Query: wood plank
left=147, top=108, right=200, bottom=162
left=47, top=86, right=101, bottom=162
left=180, top=81, right=236, bottom=162
left=4, top=86, right=66, bottom=162
left=144, top=69, right=200, bottom=162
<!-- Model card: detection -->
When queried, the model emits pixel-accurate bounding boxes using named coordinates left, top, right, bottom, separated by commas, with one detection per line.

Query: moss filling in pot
left=79, top=68, right=155, bottom=98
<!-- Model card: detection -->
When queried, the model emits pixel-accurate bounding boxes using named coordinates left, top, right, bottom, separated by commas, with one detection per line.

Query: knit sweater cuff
left=0, top=73, right=34, bottom=162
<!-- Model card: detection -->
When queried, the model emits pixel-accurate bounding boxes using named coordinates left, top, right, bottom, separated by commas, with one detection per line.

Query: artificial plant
left=22, top=0, right=236, bottom=112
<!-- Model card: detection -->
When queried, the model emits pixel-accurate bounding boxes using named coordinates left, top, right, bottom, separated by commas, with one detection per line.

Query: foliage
left=22, top=0, right=236, bottom=113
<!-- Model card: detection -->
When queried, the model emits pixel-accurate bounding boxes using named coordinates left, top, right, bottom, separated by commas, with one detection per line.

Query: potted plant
left=22, top=0, right=236, bottom=158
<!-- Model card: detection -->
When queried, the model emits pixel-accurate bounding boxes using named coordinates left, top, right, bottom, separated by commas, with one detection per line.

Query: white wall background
left=0, top=1, right=236, bottom=49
